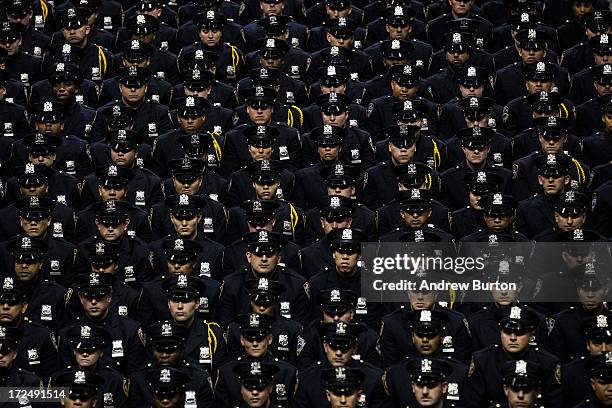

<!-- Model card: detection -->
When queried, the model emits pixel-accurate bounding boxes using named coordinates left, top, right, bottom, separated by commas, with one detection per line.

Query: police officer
left=5, top=236, right=67, bottom=330
left=0, top=68, right=28, bottom=147
left=561, top=10, right=612, bottom=75
left=144, top=366, right=194, bottom=408
left=291, top=125, right=344, bottom=210
left=451, top=171, right=503, bottom=238
left=495, top=359, right=543, bottom=408
left=152, top=96, right=224, bottom=178
left=218, top=230, right=310, bottom=326
left=440, top=126, right=513, bottom=210
left=100, top=40, right=172, bottom=107
left=120, top=12, right=176, bottom=56
left=245, top=36, right=309, bottom=83
left=54, top=369, right=104, bottom=408
left=223, top=86, right=303, bottom=172
left=170, top=65, right=235, bottom=112
left=49, top=324, right=128, bottom=408
left=0, top=276, right=60, bottom=382
left=379, top=188, right=453, bottom=241
left=225, top=278, right=305, bottom=365
left=364, top=39, right=420, bottom=100
left=128, top=320, right=216, bottom=406
left=572, top=351, right=612, bottom=407
left=225, top=163, right=305, bottom=245
left=298, top=288, right=380, bottom=369
left=221, top=200, right=302, bottom=276
left=238, top=67, right=308, bottom=111
left=583, top=91, right=612, bottom=167
left=589, top=178, right=612, bottom=237
left=308, top=228, right=386, bottom=329
left=321, top=366, right=367, bottom=408
left=139, top=240, right=221, bottom=325
left=568, top=39, right=612, bottom=105
left=305, top=0, right=364, bottom=32
left=465, top=304, right=562, bottom=408
left=95, top=66, right=174, bottom=143
left=293, top=321, right=387, bottom=408
left=0, top=21, right=42, bottom=87
left=460, top=193, right=529, bottom=241
left=495, top=28, right=570, bottom=105
left=74, top=200, right=155, bottom=286
left=2, top=0, right=50, bottom=57
left=0, top=326, right=43, bottom=394
left=366, top=65, right=439, bottom=142
left=302, top=98, right=375, bottom=169
left=427, top=1, right=493, bottom=52
left=0, top=195, right=77, bottom=286
left=163, top=274, right=228, bottom=377
left=234, top=360, right=282, bottom=408
left=216, top=312, right=297, bottom=407
left=76, top=162, right=153, bottom=242
left=562, top=332, right=612, bottom=407
left=243, top=14, right=308, bottom=53
left=53, top=7, right=113, bottom=83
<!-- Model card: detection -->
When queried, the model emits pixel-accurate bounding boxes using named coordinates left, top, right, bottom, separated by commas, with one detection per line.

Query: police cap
left=406, top=357, right=453, bottom=384
left=175, top=96, right=210, bottom=118
left=381, top=39, right=414, bottom=59
left=515, top=28, right=548, bottom=50
left=394, top=162, right=432, bottom=188
left=178, top=133, right=212, bottom=157
left=162, top=238, right=203, bottom=263
left=318, top=195, right=355, bottom=220
left=14, top=164, right=51, bottom=188
left=585, top=352, right=612, bottom=381
left=119, top=39, right=153, bottom=63
left=257, top=15, right=290, bottom=36
left=258, top=37, right=290, bottom=59
left=84, top=239, right=122, bottom=267
left=457, top=126, right=494, bottom=149
left=246, top=159, right=283, bottom=184
left=145, top=367, right=191, bottom=399
left=168, top=158, right=206, bottom=183
left=244, top=125, right=280, bottom=147
left=501, top=360, right=542, bottom=389
left=319, top=64, right=350, bottom=87
left=399, top=188, right=434, bottom=212
left=464, top=171, right=503, bottom=195
left=55, top=370, right=104, bottom=399
left=244, top=230, right=286, bottom=255
left=527, top=90, right=563, bottom=113
left=389, top=64, right=422, bottom=87
left=245, top=278, right=285, bottom=308
left=7, top=236, right=47, bottom=263
left=162, top=275, right=206, bottom=301
left=478, top=193, right=518, bottom=217
left=233, top=361, right=279, bottom=389
left=496, top=305, right=540, bottom=331
left=534, top=152, right=571, bottom=178
left=322, top=367, right=365, bottom=394
left=320, top=163, right=360, bottom=187
left=74, top=272, right=114, bottom=298
left=118, top=66, right=150, bottom=88
left=165, top=194, right=206, bottom=220
left=408, top=309, right=449, bottom=336
left=318, top=289, right=358, bottom=315
left=310, top=124, right=345, bottom=146
left=95, top=165, right=133, bottom=189
left=241, top=85, right=278, bottom=107
left=145, top=321, right=190, bottom=352
left=193, top=10, right=226, bottom=30
left=328, top=227, right=365, bottom=252
left=126, top=13, right=159, bottom=35
left=385, top=5, right=415, bottom=27
left=67, top=324, right=111, bottom=352
left=235, top=313, right=275, bottom=339
left=33, top=101, right=64, bottom=123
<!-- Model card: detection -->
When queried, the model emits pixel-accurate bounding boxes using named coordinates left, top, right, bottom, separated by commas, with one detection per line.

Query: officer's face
left=0, top=349, right=16, bottom=368
left=386, top=23, right=411, bottom=40
left=572, top=1, right=593, bottom=19
left=561, top=249, right=594, bottom=269
left=246, top=251, right=281, bottom=274
left=153, top=392, right=182, bottom=408
left=167, top=256, right=196, bottom=275
left=325, top=5, right=351, bottom=19
left=63, top=24, right=91, bottom=45
left=240, top=383, right=273, bottom=408
left=248, top=144, right=274, bottom=162
left=408, top=290, right=437, bottom=309
left=170, top=213, right=201, bottom=239
left=198, top=28, right=222, bottom=48
left=391, top=80, right=418, bottom=101
left=591, top=378, right=612, bottom=405
left=52, top=80, right=78, bottom=102
left=411, top=332, right=442, bottom=356
left=35, top=121, right=64, bottom=135
left=131, top=32, right=156, bottom=45
left=168, top=298, right=200, bottom=323
left=323, top=341, right=356, bottom=366
left=326, top=389, right=361, bottom=408
left=96, top=219, right=129, bottom=241
left=260, top=55, right=284, bottom=70
left=19, top=216, right=50, bottom=238
left=98, top=185, right=128, bottom=201
left=537, top=174, right=569, bottom=195
left=247, top=218, right=276, bottom=233
left=321, top=84, right=347, bottom=95
left=79, top=293, right=112, bottom=319
left=578, top=286, right=608, bottom=311
left=177, top=114, right=205, bottom=134
left=500, top=327, right=531, bottom=353
left=326, top=32, right=354, bottom=49
left=327, top=185, right=355, bottom=198
left=448, top=0, right=474, bottom=15
left=468, top=192, right=485, bottom=209
left=491, top=284, right=522, bottom=306
left=152, top=348, right=182, bottom=366
left=322, top=111, right=349, bottom=127
left=7, top=11, right=33, bottom=27
left=389, top=140, right=416, bottom=164
left=458, top=84, right=484, bottom=98
left=525, top=80, right=553, bottom=94
left=0, top=37, right=21, bottom=56
left=111, top=147, right=138, bottom=168
left=318, top=144, right=342, bottom=161
left=503, top=385, right=539, bottom=408
left=28, top=151, right=55, bottom=167
left=412, top=381, right=447, bottom=407
left=260, top=0, right=285, bottom=15
left=603, top=112, right=612, bottom=132
left=484, top=214, right=513, bottom=233
left=465, top=114, right=490, bottom=128
left=61, top=396, right=97, bottom=408
left=119, top=83, right=148, bottom=104
left=554, top=212, right=586, bottom=232
left=445, top=51, right=469, bottom=69
left=323, top=308, right=355, bottom=323
left=91, top=261, right=118, bottom=274
left=173, top=176, right=203, bottom=195
left=518, top=47, right=546, bottom=64
left=461, top=144, right=490, bottom=166
left=587, top=337, right=612, bottom=356
left=74, top=349, right=103, bottom=368
left=122, top=57, right=151, bottom=69
left=332, top=249, right=360, bottom=273
left=0, top=301, right=26, bottom=323
left=240, top=334, right=272, bottom=358
left=14, top=259, right=42, bottom=282
left=247, top=105, right=274, bottom=125
left=400, top=208, right=432, bottom=229
left=253, top=180, right=280, bottom=200
left=321, top=216, right=352, bottom=235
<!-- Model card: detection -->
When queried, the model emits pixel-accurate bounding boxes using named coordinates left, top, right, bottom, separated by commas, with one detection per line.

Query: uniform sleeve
left=219, top=133, right=242, bottom=178
left=378, top=320, right=399, bottom=368
left=464, top=356, right=487, bottom=408
left=125, top=326, right=147, bottom=374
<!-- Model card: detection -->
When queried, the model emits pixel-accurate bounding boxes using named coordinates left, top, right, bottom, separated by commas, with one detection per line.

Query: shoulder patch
left=554, top=363, right=561, bottom=384
left=546, top=317, right=555, bottom=335
left=123, top=378, right=130, bottom=396
left=468, top=356, right=475, bottom=377
left=512, top=163, right=518, bottom=180
left=303, top=282, right=310, bottom=298
left=367, top=102, right=374, bottom=117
